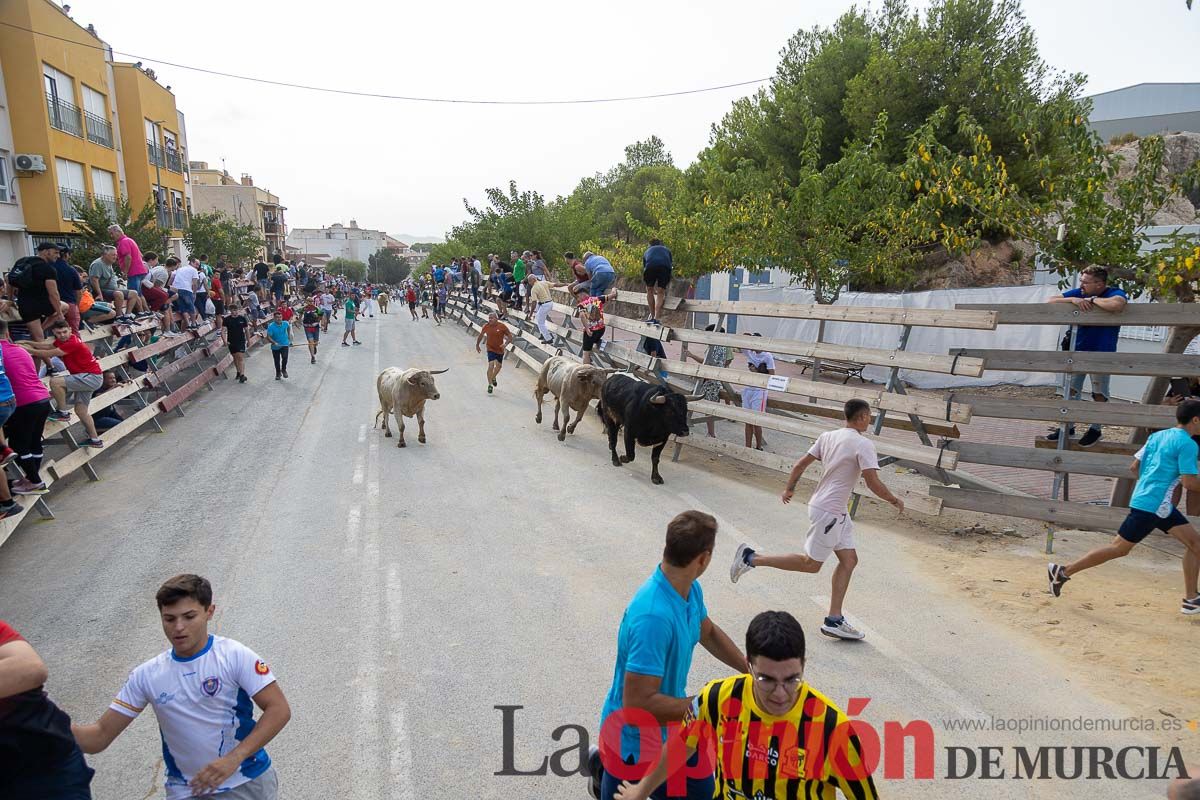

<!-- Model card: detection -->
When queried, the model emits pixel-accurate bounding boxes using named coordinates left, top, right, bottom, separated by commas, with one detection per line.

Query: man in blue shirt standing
left=266, top=310, right=292, bottom=380
left=642, top=239, right=672, bottom=327
left=1046, top=265, right=1128, bottom=447
left=592, top=510, right=748, bottom=800
left=1049, top=398, right=1200, bottom=615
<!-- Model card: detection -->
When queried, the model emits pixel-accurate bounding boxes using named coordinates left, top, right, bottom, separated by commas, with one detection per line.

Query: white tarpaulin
left=735, top=284, right=1062, bottom=389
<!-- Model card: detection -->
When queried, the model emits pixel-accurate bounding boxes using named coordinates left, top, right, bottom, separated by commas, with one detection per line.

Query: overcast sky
left=77, top=0, right=1200, bottom=243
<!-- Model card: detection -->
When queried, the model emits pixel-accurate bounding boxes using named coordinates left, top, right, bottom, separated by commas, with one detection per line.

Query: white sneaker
left=820, top=618, right=865, bottom=641
left=730, top=543, right=755, bottom=583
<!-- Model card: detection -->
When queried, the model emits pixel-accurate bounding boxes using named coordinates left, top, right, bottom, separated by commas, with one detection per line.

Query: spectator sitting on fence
left=246, top=284, right=266, bottom=321
left=685, top=324, right=734, bottom=437
left=0, top=320, right=53, bottom=494
left=9, top=244, right=64, bottom=341
left=741, top=332, right=775, bottom=451
left=1046, top=265, right=1128, bottom=448
left=88, top=246, right=138, bottom=323
left=90, top=371, right=125, bottom=431
left=19, top=321, right=105, bottom=449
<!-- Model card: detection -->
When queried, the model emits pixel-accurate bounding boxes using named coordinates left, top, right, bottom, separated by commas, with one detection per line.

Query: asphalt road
left=0, top=311, right=1179, bottom=799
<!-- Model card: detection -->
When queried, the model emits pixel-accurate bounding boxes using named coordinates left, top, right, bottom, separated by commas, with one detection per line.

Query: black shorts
left=582, top=327, right=605, bottom=352
left=1118, top=507, right=1189, bottom=543
left=228, top=340, right=247, bottom=354
left=487, top=351, right=504, bottom=363
left=212, top=299, right=226, bottom=316
left=17, top=298, right=54, bottom=322
left=501, top=291, right=513, bottom=302
left=643, top=262, right=672, bottom=289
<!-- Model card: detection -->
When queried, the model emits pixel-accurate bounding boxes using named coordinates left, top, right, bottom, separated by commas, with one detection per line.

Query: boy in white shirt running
left=729, top=399, right=903, bottom=641
left=72, top=574, right=292, bottom=799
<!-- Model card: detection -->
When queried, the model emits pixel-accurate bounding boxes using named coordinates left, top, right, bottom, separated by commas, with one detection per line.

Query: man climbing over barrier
left=729, top=399, right=903, bottom=641
left=1049, top=397, right=1200, bottom=615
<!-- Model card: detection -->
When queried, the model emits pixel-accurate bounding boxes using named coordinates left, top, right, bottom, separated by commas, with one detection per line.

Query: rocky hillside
left=1110, top=131, right=1200, bottom=226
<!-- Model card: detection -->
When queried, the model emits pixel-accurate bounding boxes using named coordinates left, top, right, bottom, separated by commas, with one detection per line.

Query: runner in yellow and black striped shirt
left=616, top=611, right=879, bottom=800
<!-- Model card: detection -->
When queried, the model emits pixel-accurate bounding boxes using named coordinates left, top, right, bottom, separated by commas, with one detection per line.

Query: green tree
left=368, top=248, right=412, bottom=284
left=70, top=196, right=168, bottom=272
left=183, top=211, right=264, bottom=266
left=326, top=257, right=367, bottom=281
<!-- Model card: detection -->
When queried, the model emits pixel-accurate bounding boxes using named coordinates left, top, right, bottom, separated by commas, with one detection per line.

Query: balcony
left=262, top=220, right=280, bottom=234
left=93, top=193, right=118, bottom=220
left=147, top=141, right=165, bottom=167
left=84, top=111, right=113, bottom=148
left=58, top=187, right=88, bottom=220
left=156, top=206, right=187, bottom=230
left=172, top=208, right=187, bottom=229
left=165, top=149, right=183, bottom=173
left=46, top=92, right=83, bottom=138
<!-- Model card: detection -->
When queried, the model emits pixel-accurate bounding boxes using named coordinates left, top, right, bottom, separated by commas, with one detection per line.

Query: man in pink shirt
left=109, top=224, right=147, bottom=293
left=728, top=398, right=904, bottom=641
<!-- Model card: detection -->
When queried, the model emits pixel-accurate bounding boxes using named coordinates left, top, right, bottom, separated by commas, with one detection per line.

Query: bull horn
left=597, top=368, right=620, bottom=375
left=427, top=368, right=449, bottom=375
left=681, top=394, right=704, bottom=401
left=649, top=394, right=667, bottom=405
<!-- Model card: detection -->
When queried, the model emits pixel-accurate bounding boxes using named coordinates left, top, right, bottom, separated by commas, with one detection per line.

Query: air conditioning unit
left=14, top=154, right=46, bottom=172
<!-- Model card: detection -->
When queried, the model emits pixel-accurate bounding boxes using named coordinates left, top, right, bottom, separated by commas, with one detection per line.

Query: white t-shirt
left=807, top=427, right=880, bottom=514
left=745, top=349, right=776, bottom=372
left=171, top=265, right=199, bottom=292
left=319, top=293, right=335, bottom=311
left=147, top=264, right=169, bottom=287
left=110, top=635, right=277, bottom=800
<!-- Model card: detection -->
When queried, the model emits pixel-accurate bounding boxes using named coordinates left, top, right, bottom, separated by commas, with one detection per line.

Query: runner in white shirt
left=319, top=291, right=335, bottom=332
left=72, top=574, right=291, bottom=799
left=728, top=399, right=904, bottom=641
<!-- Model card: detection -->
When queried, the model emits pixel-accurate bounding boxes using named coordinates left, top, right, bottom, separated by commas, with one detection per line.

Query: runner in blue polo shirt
left=593, top=511, right=747, bottom=800
left=1049, top=398, right=1200, bottom=615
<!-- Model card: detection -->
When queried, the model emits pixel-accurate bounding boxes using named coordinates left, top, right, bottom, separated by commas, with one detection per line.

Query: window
left=0, top=153, right=10, bottom=203
left=80, top=85, right=113, bottom=147
left=81, top=85, right=106, bottom=118
left=163, top=130, right=177, bottom=152
left=144, top=118, right=158, bottom=143
left=43, top=64, right=74, bottom=105
left=90, top=168, right=116, bottom=218
left=43, top=64, right=82, bottom=137
left=55, top=158, right=87, bottom=219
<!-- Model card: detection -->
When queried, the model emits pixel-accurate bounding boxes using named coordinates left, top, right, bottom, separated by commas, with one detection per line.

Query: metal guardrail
left=84, top=111, right=113, bottom=148
left=165, top=150, right=182, bottom=173
left=59, top=188, right=88, bottom=220
left=46, top=92, right=83, bottom=137
left=147, top=141, right=165, bottom=167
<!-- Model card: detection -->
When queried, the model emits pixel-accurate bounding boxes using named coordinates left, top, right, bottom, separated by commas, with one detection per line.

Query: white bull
left=533, top=356, right=616, bottom=441
left=374, top=366, right=448, bottom=448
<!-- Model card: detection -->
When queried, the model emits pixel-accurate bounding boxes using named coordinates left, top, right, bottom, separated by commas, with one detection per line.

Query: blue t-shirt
left=1062, top=287, right=1127, bottom=352
left=0, top=348, right=14, bottom=405
left=266, top=321, right=290, bottom=350
left=434, top=267, right=445, bottom=283
left=643, top=244, right=672, bottom=270
left=1131, top=427, right=1199, bottom=515
left=600, top=566, right=706, bottom=760
left=585, top=254, right=615, bottom=277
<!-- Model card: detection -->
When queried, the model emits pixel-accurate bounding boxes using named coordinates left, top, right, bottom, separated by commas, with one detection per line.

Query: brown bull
left=374, top=366, right=448, bottom=448
left=533, top=356, right=616, bottom=442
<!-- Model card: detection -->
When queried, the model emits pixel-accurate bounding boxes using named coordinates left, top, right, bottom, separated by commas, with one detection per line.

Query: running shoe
left=352, top=341, right=362, bottom=346
left=237, top=374, right=247, bottom=384
left=12, top=481, right=48, bottom=495
left=487, top=384, right=493, bottom=394
left=342, top=342, right=350, bottom=347
left=1047, top=563, right=1069, bottom=597
left=1046, top=426, right=1075, bottom=442
left=820, top=618, right=866, bottom=641
left=730, top=543, right=755, bottom=583
left=82, top=438, right=103, bottom=449
left=1078, top=427, right=1103, bottom=447
left=282, top=370, right=289, bottom=378
left=275, top=374, right=281, bottom=381
left=48, top=411, right=71, bottom=423
left=0, top=447, right=16, bottom=466
left=586, top=746, right=603, bottom=800
left=1182, top=595, right=1200, bottom=616
left=310, top=356, right=316, bottom=364
left=0, top=500, right=23, bottom=519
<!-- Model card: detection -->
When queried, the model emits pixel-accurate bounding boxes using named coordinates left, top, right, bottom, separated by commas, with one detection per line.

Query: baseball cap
left=35, top=241, right=60, bottom=252
left=57, top=243, right=72, bottom=253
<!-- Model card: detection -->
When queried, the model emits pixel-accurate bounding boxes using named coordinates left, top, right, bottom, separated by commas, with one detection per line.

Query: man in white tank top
left=728, top=399, right=903, bottom=641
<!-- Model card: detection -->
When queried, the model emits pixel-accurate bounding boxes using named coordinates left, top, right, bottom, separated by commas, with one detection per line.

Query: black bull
left=596, top=374, right=701, bottom=485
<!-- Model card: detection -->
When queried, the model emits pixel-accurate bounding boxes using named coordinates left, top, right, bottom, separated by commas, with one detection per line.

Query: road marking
left=358, top=424, right=367, bottom=443
left=352, top=457, right=365, bottom=485
left=344, top=506, right=361, bottom=556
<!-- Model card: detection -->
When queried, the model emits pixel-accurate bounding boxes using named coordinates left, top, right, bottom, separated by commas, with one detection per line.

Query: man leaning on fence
left=1046, top=265, right=1127, bottom=448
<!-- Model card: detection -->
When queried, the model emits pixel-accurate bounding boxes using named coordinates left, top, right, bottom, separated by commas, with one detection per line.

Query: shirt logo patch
left=254, top=660, right=270, bottom=676
left=201, top=677, right=221, bottom=696
left=155, top=691, right=176, bottom=706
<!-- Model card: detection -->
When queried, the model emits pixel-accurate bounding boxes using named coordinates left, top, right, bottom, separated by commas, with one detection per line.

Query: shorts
left=500, top=291, right=513, bottom=302
left=143, top=285, right=169, bottom=311
left=174, top=289, right=196, bottom=314
left=408, top=301, right=417, bottom=310
left=0, top=398, right=15, bottom=428
left=487, top=351, right=504, bottom=363
left=273, top=286, right=285, bottom=301
left=228, top=340, right=247, bottom=355
left=1118, top=507, right=1189, bottom=543
left=212, top=299, right=226, bottom=316
left=258, top=278, right=270, bottom=291
left=803, top=507, right=856, bottom=562
left=63, top=371, right=103, bottom=406
left=344, top=317, right=356, bottom=332
left=1064, top=372, right=1112, bottom=401
left=321, top=308, right=332, bottom=318
left=127, top=273, right=145, bottom=293
left=643, top=262, right=672, bottom=288
left=304, top=327, right=320, bottom=342
left=219, top=767, right=278, bottom=800
left=17, top=298, right=54, bottom=322
left=582, top=327, right=605, bottom=352
left=82, top=301, right=114, bottom=321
